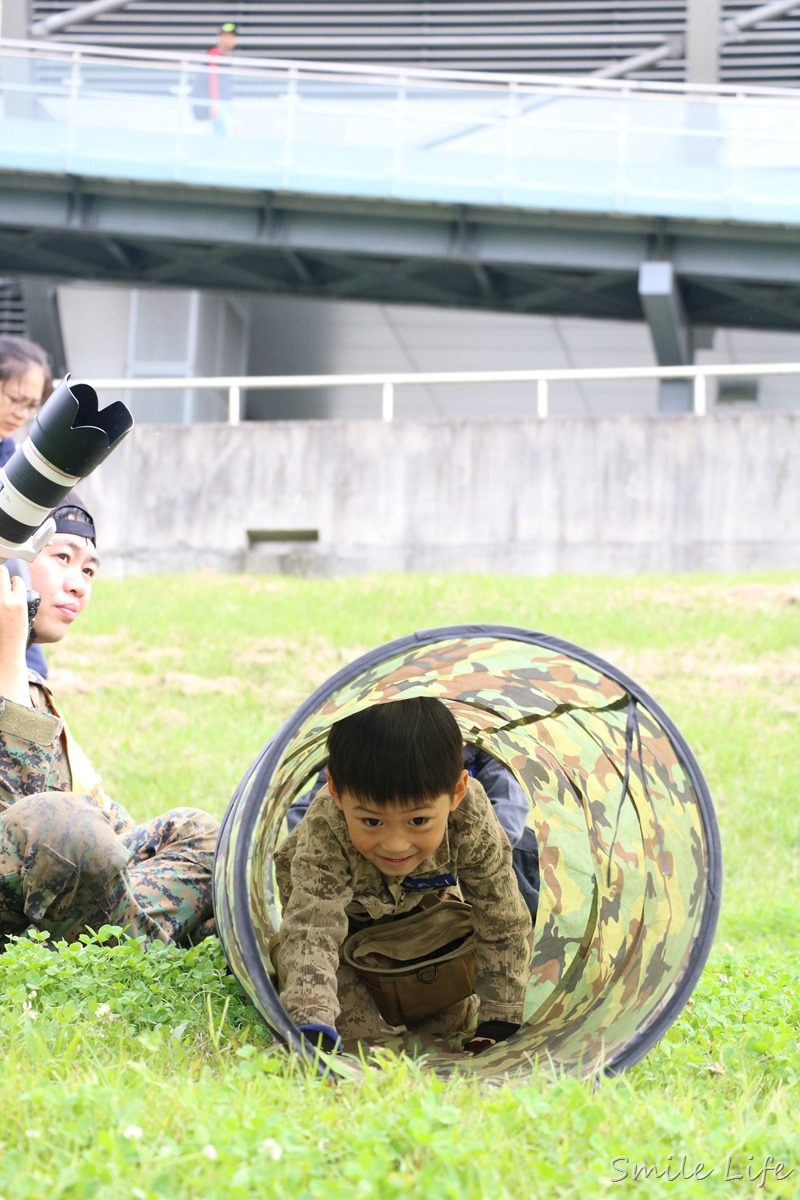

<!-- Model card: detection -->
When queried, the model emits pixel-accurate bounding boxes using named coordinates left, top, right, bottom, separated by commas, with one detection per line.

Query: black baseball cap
left=49, top=491, right=96, bottom=545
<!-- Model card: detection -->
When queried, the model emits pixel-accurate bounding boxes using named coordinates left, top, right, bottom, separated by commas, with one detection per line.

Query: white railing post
left=392, top=77, right=408, bottom=184
left=282, top=65, right=299, bottom=174
left=501, top=81, right=519, bottom=204
left=693, top=372, right=707, bottom=416
left=228, top=384, right=241, bottom=424
left=537, top=378, right=549, bottom=419
left=382, top=381, right=395, bottom=421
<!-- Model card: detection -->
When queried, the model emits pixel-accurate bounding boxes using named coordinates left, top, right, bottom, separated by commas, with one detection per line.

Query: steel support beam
left=1, top=173, right=799, bottom=333
left=30, top=0, right=135, bottom=38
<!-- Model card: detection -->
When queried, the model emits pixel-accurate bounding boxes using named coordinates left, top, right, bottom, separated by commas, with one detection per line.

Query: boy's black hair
left=327, top=697, right=464, bottom=807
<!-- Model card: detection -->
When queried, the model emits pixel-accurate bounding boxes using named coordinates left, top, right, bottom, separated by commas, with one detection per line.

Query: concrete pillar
left=638, top=261, right=694, bottom=413
left=686, top=0, right=720, bottom=84
left=1, top=0, right=36, bottom=118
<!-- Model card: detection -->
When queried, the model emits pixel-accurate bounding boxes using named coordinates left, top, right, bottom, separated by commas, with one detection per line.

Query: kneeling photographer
left=0, top=375, right=218, bottom=948
left=0, top=494, right=219, bottom=948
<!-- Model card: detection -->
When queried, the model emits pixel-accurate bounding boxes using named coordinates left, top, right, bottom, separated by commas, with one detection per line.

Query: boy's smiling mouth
left=376, top=852, right=417, bottom=871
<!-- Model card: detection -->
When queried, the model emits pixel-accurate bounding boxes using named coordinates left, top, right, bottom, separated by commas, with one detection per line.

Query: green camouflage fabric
left=214, top=631, right=720, bottom=1081
left=0, top=683, right=218, bottom=947
left=274, top=779, right=531, bottom=1036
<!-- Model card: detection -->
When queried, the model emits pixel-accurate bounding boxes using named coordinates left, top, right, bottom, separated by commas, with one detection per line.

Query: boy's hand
left=462, top=1020, right=520, bottom=1055
left=297, top=1023, right=342, bottom=1055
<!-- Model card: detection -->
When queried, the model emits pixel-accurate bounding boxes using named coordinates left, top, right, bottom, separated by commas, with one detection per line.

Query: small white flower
left=261, top=1138, right=283, bottom=1161
left=132, top=1190, right=147, bottom=1199
left=202, top=1144, right=218, bottom=1161
left=22, top=1000, right=38, bottom=1021
left=28, top=989, right=37, bottom=998
left=95, top=1003, right=119, bottom=1022
left=123, top=1125, right=144, bottom=1141
left=24, top=1130, right=41, bottom=1140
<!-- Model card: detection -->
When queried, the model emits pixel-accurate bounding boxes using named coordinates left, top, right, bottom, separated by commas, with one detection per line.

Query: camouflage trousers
left=0, top=792, right=219, bottom=947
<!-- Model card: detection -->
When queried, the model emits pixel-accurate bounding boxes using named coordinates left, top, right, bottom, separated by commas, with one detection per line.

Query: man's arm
left=0, top=684, right=65, bottom=814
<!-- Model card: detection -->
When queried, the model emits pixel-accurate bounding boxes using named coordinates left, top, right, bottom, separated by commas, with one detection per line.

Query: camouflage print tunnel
left=213, top=626, right=721, bottom=1082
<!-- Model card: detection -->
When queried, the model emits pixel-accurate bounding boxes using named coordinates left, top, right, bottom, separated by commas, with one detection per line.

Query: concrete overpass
left=1, top=39, right=799, bottom=411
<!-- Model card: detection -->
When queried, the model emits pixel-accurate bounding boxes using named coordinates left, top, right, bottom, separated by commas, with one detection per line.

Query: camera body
left=4, top=557, right=42, bottom=648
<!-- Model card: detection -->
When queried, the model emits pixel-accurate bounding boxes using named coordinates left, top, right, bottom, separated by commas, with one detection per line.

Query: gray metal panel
left=27, top=2, right=800, bottom=85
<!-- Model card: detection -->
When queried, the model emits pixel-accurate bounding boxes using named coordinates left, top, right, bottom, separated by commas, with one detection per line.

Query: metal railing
left=85, top=361, right=800, bottom=423
left=7, top=35, right=800, bottom=98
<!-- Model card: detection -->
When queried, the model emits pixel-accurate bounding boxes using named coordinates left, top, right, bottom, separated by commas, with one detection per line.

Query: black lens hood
left=31, top=377, right=134, bottom=477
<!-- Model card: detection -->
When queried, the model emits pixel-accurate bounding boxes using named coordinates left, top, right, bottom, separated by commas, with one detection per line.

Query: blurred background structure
left=0, top=2, right=798, bottom=574
left=1, top=0, right=799, bottom=419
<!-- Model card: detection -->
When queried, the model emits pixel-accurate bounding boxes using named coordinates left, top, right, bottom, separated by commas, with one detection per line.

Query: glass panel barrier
left=0, top=45, right=799, bottom=225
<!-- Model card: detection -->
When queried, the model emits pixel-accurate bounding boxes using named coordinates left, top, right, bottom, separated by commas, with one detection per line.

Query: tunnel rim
left=216, top=623, right=722, bottom=1078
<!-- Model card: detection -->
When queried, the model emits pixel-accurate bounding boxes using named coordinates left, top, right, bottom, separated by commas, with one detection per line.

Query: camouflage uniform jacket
left=274, top=778, right=532, bottom=1029
left=0, top=674, right=133, bottom=833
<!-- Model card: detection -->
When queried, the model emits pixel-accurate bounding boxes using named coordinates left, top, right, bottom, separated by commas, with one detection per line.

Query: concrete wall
left=79, top=413, right=800, bottom=577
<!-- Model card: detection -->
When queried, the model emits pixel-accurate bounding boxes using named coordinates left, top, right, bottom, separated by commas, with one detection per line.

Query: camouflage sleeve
left=0, top=693, right=65, bottom=815
left=454, top=781, right=533, bottom=1024
left=275, top=801, right=353, bottom=1029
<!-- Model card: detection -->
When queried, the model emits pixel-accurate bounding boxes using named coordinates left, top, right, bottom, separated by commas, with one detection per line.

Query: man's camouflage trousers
left=0, top=792, right=219, bottom=946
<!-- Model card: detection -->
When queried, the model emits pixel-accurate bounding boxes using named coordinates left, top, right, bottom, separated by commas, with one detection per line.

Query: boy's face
left=29, top=533, right=99, bottom=644
left=329, top=770, right=468, bottom=876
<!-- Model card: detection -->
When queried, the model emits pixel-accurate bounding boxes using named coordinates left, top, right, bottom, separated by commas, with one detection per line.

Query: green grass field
left=1, top=571, right=797, bottom=1198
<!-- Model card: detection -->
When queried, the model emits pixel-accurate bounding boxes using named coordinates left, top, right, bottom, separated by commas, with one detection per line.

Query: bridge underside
left=2, top=171, right=799, bottom=332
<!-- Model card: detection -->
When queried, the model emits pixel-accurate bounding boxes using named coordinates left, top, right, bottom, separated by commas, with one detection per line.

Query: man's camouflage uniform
left=274, top=778, right=532, bottom=1040
left=0, top=675, right=218, bottom=947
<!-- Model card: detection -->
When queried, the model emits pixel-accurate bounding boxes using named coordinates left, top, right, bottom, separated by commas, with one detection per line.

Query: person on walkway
left=193, top=21, right=239, bottom=135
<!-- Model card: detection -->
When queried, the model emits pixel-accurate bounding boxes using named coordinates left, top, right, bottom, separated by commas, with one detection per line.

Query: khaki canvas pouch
left=342, top=899, right=477, bottom=1027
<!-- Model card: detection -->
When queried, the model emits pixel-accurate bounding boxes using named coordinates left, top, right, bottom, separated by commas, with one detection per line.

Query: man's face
left=218, top=30, right=237, bottom=53
left=329, top=770, right=468, bottom=876
left=28, top=533, right=99, bottom=644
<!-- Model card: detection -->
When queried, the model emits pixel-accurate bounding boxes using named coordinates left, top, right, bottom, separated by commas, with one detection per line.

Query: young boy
left=274, top=696, right=532, bottom=1054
